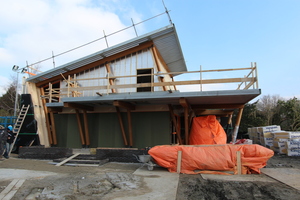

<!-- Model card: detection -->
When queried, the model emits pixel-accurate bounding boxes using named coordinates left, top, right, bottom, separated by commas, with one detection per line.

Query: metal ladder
left=8, top=104, right=30, bottom=155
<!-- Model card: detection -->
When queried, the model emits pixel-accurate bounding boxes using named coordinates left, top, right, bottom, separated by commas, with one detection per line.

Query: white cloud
left=0, top=0, right=140, bottom=74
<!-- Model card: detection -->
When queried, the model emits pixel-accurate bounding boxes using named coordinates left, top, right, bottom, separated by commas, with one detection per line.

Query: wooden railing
left=42, top=62, right=258, bottom=103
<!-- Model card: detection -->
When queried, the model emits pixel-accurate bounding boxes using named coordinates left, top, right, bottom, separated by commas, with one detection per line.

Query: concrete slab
left=0, top=169, right=58, bottom=181
left=261, top=168, right=300, bottom=190
left=201, top=173, right=277, bottom=182
left=114, top=166, right=179, bottom=200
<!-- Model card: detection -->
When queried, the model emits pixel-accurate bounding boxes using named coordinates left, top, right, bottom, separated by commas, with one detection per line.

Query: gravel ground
left=0, top=153, right=300, bottom=200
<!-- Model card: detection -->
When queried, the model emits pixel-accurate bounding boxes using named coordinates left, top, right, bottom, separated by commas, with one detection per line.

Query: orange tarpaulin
left=189, top=115, right=227, bottom=145
left=148, top=144, right=274, bottom=175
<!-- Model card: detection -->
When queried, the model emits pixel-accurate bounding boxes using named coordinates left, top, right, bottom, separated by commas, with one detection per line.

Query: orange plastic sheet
left=148, top=144, right=274, bottom=175
left=189, top=115, right=226, bottom=145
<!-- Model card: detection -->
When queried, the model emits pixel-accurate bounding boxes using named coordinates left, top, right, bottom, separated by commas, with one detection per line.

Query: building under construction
left=22, top=21, right=260, bottom=149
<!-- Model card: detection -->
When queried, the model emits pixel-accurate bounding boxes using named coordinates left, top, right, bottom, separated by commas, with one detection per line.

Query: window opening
left=137, top=68, right=153, bottom=92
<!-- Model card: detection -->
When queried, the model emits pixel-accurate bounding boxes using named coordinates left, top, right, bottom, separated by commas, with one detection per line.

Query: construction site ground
left=1, top=152, right=300, bottom=200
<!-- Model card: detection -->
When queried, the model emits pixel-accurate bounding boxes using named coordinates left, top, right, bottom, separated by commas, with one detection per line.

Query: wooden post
left=236, top=151, right=242, bottom=175
left=177, top=151, right=182, bottom=173
left=127, top=110, right=133, bottom=147
left=75, top=109, right=85, bottom=146
left=40, top=87, right=53, bottom=145
left=49, top=111, right=57, bottom=145
left=231, top=107, right=244, bottom=143
left=168, top=105, right=182, bottom=145
left=116, top=107, right=129, bottom=146
left=83, top=110, right=90, bottom=146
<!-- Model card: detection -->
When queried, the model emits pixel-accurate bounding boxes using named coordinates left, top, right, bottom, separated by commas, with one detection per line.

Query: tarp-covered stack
left=148, top=144, right=274, bottom=175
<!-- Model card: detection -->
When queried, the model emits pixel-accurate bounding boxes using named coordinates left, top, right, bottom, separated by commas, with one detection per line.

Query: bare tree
left=257, top=95, right=282, bottom=125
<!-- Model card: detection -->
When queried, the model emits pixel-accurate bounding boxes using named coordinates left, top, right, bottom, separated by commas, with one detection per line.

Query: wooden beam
left=36, top=41, right=154, bottom=87
left=49, top=111, right=57, bottom=145
left=179, top=97, right=189, bottom=108
left=168, top=105, right=183, bottom=145
left=127, top=110, right=133, bottom=147
left=83, top=110, right=90, bottom=146
left=151, top=47, right=167, bottom=91
left=194, top=109, right=234, bottom=116
left=75, top=109, right=85, bottom=146
left=113, top=100, right=135, bottom=110
left=192, top=104, right=244, bottom=109
left=47, top=107, right=63, bottom=113
left=116, top=107, right=129, bottom=146
left=105, top=63, right=116, bottom=93
left=64, top=102, right=94, bottom=111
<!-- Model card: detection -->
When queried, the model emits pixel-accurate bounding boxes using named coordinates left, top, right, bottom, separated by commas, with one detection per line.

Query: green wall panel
left=54, top=111, right=171, bottom=149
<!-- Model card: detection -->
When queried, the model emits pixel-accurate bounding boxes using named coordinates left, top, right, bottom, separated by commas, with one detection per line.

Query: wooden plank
left=261, top=168, right=300, bottom=190
left=177, top=151, right=182, bottom=173
left=0, top=179, right=25, bottom=200
left=236, top=151, right=242, bottom=175
left=75, top=109, right=85, bottom=146
left=55, top=153, right=81, bottom=166
left=116, top=107, right=128, bottom=146
left=58, top=77, right=255, bottom=92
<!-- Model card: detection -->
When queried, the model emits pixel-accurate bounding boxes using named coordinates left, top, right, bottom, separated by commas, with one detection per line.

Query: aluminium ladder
left=8, top=104, right=30, bottom=155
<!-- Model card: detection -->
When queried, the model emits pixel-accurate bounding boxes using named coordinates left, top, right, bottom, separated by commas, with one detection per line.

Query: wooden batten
left=116, top=107, right=129, bottom=146
left=180, top=98, right=191, bottom=145
left=75, top=109, right=86, bottom=146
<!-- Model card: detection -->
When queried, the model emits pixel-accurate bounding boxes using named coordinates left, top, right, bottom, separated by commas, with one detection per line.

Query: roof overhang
left=27, top=24, right=187, bottom=84
left=47, top=89, right=261, bottom=115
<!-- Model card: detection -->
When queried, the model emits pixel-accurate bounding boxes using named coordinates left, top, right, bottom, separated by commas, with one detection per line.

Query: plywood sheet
left=261, top=168, right=300, bottom=190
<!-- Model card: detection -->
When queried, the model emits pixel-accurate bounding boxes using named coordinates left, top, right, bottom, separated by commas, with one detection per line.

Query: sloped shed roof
left=27, top=24, right=187, bottom=84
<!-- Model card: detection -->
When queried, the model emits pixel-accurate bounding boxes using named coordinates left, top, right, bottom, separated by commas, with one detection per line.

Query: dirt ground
left=1, top=153, right=300, bottom=200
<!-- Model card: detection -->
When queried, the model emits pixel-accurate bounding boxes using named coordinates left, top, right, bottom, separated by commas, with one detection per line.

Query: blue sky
left=0, top=0, right=299, bottom=100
